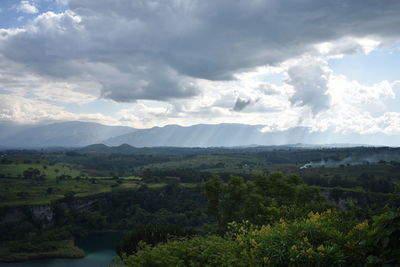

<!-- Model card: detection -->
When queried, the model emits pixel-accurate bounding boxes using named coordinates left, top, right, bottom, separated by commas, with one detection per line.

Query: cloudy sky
left=0, top=0, right=400, bottom=135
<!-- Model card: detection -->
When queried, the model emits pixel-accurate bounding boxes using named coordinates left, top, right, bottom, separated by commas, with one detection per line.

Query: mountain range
left=0, top=121, right=399, bottom=148
left=0, top=121, right=134, bottom=148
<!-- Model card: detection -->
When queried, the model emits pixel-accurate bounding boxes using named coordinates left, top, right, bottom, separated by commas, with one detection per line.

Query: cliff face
left=31, top=205, right=54, bottom=223
left=0, top=206, right=55, bottom=226
left=70, top=199, right=99, bottom=212
left=0, top=197, right=100, bottom=226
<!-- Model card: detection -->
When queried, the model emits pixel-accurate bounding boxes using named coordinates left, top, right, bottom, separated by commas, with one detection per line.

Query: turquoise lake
left=0, top=233, right=123, bottom=267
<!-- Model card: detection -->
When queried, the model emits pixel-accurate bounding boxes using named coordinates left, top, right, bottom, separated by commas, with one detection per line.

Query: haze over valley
left=1, top=121, right=400, bottom=149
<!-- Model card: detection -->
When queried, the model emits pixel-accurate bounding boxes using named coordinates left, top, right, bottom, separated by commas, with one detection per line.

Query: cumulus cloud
left=314, top=37, right=382, bottom=58
left=295, top=75, right=400, bottom=135
left=329, top=75, right=396, bottom=116
left=1, top=0, right=400, bottom=139
left=0, top=94, right=118, bottom=125
left=68, top=0, right=400, bottom=81
left=1, top=0, right=400, bottom=104
left=1, top=10, right=199, bottom=102
left=287, top=60, right=331, bottom=114
left=0, top=56, right=100, bottom=103
left=17, top=0, right=38, bottom=14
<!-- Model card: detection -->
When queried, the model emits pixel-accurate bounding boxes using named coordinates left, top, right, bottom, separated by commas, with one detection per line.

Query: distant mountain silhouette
left=103, top=124, right=400, bottom=147
left=103, top=124, right=267, bottom=147
left=0, top=121, right=135, bottom=148
left=0, top=121, right=399, bottom=148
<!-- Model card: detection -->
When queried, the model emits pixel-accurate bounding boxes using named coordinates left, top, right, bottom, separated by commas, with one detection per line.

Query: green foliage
left=0, top=162, right=81, bottom=180
left=366, top=210, right=400, bottom=265
left=23, top=168, right=45, bottom=182
left=204, top=172, right=331, bottom=229
left=2, top=148, right=400, bottom=264
left=230, top=210, right=368, bottom=266
left=120, top=210, right=400, bottom=267
left=116, top=224, right=197, bottom=257
left=120, top=210, right=371, bottom=266
left=119, top=236, right=246, bottom=267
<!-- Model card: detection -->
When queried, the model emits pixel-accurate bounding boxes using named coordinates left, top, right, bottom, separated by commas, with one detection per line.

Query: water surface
left=0, top=232, right=123, bottom=267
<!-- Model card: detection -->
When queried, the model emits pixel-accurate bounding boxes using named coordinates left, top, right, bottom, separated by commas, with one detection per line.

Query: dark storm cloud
left=233, top=98, right=252, bottom=111
left=1, top=0, right=400, bottom=102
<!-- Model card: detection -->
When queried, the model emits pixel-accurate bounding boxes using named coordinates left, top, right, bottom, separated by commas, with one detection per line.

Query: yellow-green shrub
left=119, top=235, right=247, bottom=267
left=119, top=210, right=400, bottom=266
left=231, top=210, right=369, bottom=266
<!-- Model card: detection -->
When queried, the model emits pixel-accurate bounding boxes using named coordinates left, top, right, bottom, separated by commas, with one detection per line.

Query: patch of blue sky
left=0, top=89, right=12, bottom=94
left=329, top=43, right=400, bottom=85
left=0, top=0, right=30, bottom=28
left=0, top=0, right=67, bottom=29
left=254, top=72, right=285, bottom=85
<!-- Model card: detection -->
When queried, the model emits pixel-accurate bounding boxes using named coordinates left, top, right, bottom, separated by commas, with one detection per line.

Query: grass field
left=0, top=163, right=83, bottom=179
left=2, top=152, right=399, bottom=208
left=133, top=154, right=266, bottom=172
left=133, top=152, right=400, bottom=183
left=90, top=176, right=142, bottom=181
left=0, top=177, right=141, bottom=207
left=0, top=161, right=172, bottom=207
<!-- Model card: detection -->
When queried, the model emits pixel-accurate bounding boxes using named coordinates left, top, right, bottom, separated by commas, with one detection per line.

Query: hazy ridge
left=0, top=121, right=399, bottom=148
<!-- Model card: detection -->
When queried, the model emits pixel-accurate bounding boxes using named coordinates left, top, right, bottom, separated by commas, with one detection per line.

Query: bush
left=366, top=210, right=400, bottom=265
left=119, top=236, right=246, bottom=267
left=230, top=210, right=369, bottom=266
left=120, top=210, right=373, bottom=266
left=116, top=224, right=197, bottom=257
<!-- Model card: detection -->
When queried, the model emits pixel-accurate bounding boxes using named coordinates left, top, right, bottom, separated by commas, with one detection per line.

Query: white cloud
left=314, top=37, right=382, bottom=58
left=1, top=0, right=400, bottom=141
left=329, top=75, right=395, bottom=108
left=17, top=0, right=38, bottom=14
left=378, top=112, right=400, bottom=135
left=0, top=56, right=100, bottom=104
left=2, top=0, right=400, bottom=104
left=112, top=58, right=400, bottom=137
left=286, top=59, right=331, bottom=114
left=0, top=94, right=119, bottom=125
left=294, top=71, right=400, bottom=135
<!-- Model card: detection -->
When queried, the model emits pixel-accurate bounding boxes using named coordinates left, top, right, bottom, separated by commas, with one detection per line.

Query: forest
left=0, top=146, right=399, bottom=266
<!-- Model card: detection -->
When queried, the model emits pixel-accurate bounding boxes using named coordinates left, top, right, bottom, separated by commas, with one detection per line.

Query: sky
left=0, top=0, right=400, bottom=137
